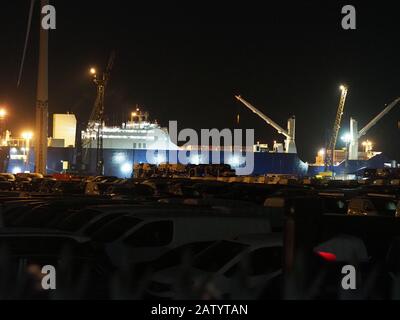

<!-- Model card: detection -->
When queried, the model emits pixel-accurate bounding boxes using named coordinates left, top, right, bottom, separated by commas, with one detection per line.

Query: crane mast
left=235, top=95, right=297, bottom=153
left=325, top=85, right=348, bottom=170
left=84, top=51, right=115, bottom=175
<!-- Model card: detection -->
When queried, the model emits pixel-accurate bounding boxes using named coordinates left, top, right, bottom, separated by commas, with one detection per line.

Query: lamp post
left=131, top=112, right=137, bottom=123
left=0, top=108, right=7, bottom=144
left=22, top=132, right=33, bottom=172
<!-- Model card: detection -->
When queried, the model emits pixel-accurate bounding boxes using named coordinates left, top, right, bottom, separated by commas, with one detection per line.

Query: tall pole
left=345, top=141, right=349, bottom=180
left=35, top=0, right=48, bottom=174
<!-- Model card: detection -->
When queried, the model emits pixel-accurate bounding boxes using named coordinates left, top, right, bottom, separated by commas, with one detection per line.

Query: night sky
left=1, top=0, right=400, bottom=162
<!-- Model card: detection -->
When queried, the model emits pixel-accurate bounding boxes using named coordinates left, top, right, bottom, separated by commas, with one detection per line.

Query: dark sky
left=1, top=0, right=400, bottom=162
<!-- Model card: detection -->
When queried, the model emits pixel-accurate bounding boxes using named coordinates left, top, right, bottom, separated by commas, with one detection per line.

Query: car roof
left=231, top=232, right=282, bottom=247
left=86, top=204, right=271, bottom=219
left=0, top=228, right=90, bottom=242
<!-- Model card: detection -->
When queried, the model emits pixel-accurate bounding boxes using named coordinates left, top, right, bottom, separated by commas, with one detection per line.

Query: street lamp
left=341, top=133, right=352, bottom=144
left=341, top=133, right=352, bottom=179
left=318, top=148, right=325, bottom=165
left=0, top=108, right=7, bottom=143
left=22, top=131, right=33, bottom=172
left=0, top=108, right=7, bottom=119
left=362, top=140, right=373, bottom=158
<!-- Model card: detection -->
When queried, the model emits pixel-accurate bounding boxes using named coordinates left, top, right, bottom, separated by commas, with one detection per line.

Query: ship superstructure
left=82, top=109, right=178, bottom=151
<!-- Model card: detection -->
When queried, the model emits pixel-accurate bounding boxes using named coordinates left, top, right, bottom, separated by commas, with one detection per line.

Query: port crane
left=325, top=85, right=348, bottom=170
left=348, top=97, right=400, bottom=160
left=84, top=51, right=116, bottom=175
left=235, top=95, right=296, bottom=153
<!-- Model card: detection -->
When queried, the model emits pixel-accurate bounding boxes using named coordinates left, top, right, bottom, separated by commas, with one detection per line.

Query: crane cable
left=17, top=0, right=36, bottom=88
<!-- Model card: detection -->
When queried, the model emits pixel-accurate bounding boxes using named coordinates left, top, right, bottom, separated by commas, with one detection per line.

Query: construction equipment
left=83, top=51, right=116, bottom=175
left=235, top=95, right=296, bottom=153
left=325, top=85, right=348, bottom=170
left=348, top=97, right=400, bottom=160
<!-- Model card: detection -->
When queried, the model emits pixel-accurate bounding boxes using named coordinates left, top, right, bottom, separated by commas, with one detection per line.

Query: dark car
left=53, top=181, right=85, bottom=195
left=0, top=176, right=13, bottom=191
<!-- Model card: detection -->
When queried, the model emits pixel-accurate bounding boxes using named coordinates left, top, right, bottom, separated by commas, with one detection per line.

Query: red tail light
left=316, top=251, right=337, bottom=262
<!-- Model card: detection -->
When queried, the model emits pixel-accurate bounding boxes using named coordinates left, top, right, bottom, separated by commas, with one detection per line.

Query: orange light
left=22, top=131, right=33, bottom=140
left=0, top=108, right=7, bottom=118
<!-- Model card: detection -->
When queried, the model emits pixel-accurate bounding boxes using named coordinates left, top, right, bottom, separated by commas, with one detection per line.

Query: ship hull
left=10, top=147, right=393, bottom=179
left=10, top=147, right=309, bottom=177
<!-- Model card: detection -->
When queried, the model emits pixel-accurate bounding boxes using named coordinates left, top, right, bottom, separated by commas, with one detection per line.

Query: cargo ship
left=1, top=109, right=310, bottom=178
left=1, top=108, right=393, bottom=179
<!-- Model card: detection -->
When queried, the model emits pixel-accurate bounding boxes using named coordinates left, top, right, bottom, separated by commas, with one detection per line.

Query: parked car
left=0, top=176, right=13, bottom=191
left=91, top=209, right=272, bottom=267
left=347, top=194, right=398, bottom=216
left=0, top=228, right=112, bottom=299
left=0, top=173, right=16, bottom=182
left=147, top=233, right=283, bottom=299
left=53, top=181, right=86, bottom=195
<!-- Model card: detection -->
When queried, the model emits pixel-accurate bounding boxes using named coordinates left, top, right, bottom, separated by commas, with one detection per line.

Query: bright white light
left=318, top=148, right=325, bottom=156
left=230, top=156, right=241, bottom=167
left=12, top=167, right=22, bottom=174
left=121, top=162, right=132, bottom=175
left=22, top=131, right=33, bottom=140
left=190, top=154, right=201, bottom=165
left=341, top=133, right=352, bottom=143
left=0, top=109, right=6, bottom=118
left=10, top=148, right=17, bottom=154
left=155, top=155, right=166, bottom=165
left=113, top=153, right=126, bottom=164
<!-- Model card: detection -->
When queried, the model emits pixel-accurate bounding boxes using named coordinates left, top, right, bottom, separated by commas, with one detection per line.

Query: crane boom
left=358, top=97, right=400, bottom=138
left=326, top=86, right=348, bottom=169
left=235, top=95, right=291, bottom=139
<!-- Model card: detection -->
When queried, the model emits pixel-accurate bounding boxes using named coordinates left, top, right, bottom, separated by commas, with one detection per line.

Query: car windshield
left=192, top=241, right=249, bottom=272
left=91, top=216, right=143, bottom=242
left=369, top=198, right=397, bottom=216
left=57, top=209, right=101, bottom=231
left=323, top=197, right=347, bottom=214
left=151, top=241, right=214, bottom=271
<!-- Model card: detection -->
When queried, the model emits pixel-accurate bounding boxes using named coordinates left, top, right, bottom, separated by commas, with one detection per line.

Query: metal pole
left=35, top=0, right=49, bottom=174
left=345, top=142, right=349, bottom=180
